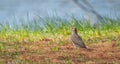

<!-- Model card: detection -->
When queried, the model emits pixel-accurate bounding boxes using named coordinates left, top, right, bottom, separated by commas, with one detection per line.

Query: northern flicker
left=71, top=27, right=86, bottom=48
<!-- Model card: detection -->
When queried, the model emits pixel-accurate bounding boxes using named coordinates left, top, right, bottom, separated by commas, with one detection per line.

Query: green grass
left=0, top=17, right=120, bottom=42
left=0, top=17, right=120, bottom=63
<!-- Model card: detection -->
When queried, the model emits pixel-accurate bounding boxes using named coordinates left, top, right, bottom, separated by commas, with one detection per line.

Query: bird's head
left=71, top=27, right=77, bottom=34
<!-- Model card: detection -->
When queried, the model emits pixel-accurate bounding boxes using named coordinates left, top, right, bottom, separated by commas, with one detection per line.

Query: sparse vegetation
left=0, top=17, right=120, bottom=63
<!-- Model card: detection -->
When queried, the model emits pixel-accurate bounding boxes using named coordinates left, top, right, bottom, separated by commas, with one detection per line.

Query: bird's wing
left=71, top=34, right=86, bottom=48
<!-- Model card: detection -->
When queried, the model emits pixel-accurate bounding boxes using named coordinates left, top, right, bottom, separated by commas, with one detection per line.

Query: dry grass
left=1, top=37, right=120, bottom=64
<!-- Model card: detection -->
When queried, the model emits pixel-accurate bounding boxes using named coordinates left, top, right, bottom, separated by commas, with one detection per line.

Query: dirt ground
left=1, top=39, right=120, bottom=64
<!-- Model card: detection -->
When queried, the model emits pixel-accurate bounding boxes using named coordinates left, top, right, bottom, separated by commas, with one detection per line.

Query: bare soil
left=1, top=39, right=120, bottom=64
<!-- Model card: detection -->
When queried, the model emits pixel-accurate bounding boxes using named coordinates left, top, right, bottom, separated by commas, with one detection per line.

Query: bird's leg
left=72, top=43, right=77, bottom=48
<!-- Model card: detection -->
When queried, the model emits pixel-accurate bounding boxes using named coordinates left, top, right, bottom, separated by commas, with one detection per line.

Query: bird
left=71, top=27, right=87, bottom=48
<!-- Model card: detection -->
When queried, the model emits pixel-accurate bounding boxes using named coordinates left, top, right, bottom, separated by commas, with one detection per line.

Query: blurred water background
left=0, top=0, right=120, bottom=24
